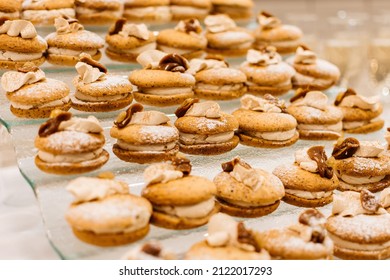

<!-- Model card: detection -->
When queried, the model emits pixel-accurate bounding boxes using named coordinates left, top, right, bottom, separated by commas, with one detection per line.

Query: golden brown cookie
left=170, top=0, right=211, bottom=20
left=210, top=0, right=253, bottom=20
left=123, top=0, right=171, bottom=23
left=21, top=0, right=75, bottom=25
left=75, top=0, right=124, bottom=25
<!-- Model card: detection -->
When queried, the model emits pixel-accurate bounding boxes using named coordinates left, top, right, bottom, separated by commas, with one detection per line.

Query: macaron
left=170, top=0, right=211, bottom=21
left=34, top=111, right=109, bottom=174
left=205, top=14, right=254, bottom=57
left=157, top=19, right=207, bottom=59
left=0, top=19, right=47, bottom=70
left=122, top=240, right=176, bottom=260
left=256, top=209, right=334, bottom=259
left=1, top=63, right=71, bottom=118
left=21, top=0, right=75, bottom=25
left=334, top=88, right=384, bottom=134
left=129, top=50, right=195, bottom=107
left=254, top=11, right=303, bottom=55
left=110, top=103, right=180, bottom=164
left=105, top=19, right=157, bottom=63
left=185, top=213, right=271, bottom=260
left=65, top=175, right=152, bottom=246
left=273, top=146, right=339, bottom=207
left=239, top=48, right=295, bottom=96
left=75, top=0, right=124, bottom=25
left=71, top=54, right=133, bottom=112
left=328, top=137, right=390, bottom=193
left=188, top=57, right=247, bottom=100
left=210, top=0, right=253, bottom=20
left=287, top=90, right=343, bottom=140
left=287, top=46, right=341, bottom=90
left=45, top=17, right=105, bottom=66
left=141, top=159, right=219, bottom=229
left=214, top=157, right=285, bottom=217
left=0, top=0, right=22, bottom=19
left=326, top=190, right=390, bottom=259
left=123, top=0, right=172, bottom=23
left=232, top=94, right=298, bottom=148
left=174, top=98, right=239, bottom=155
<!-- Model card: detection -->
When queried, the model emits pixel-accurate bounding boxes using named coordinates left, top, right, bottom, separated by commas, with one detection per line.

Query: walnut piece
left=79, top=54, right=107, bottom=73
left=237, top=222, right=261, bottom=252
left=332, top=137, right=360, bottom=159
left=183, top=19, right=202, bottom=34
left=298, top=209, right=326, bottom=244
left=290, top=87, right=311, bottom=103
left=109, top=18, right=127, bottom=35
left=38, top=112, right=72, bottom=137
left=360, top=189, right=381, bottom=213
left=307, top=146, right=333, bottom=179
left=263, top=93, right=287, bottom=113
left=157, top=53, right=189, bottom=73
left=114, top=103, right=144, bottom=129
left=171, top=154, right=192, bottom=176
left=174, top=98, right=199, bottom=118
left=221, top=156, right=252, bottom=172
left=334, top=88, right=357, bottom=106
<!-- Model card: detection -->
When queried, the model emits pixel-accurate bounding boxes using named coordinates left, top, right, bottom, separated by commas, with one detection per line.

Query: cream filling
left=0, top=51, right=43, bottom=61
left=196, top=83, right=243, bottom=92
left=38, top=148, right=103, bottom=163
left=140, top=87, right=193, bottom=96
left=221, top=197, right=278, bottom=207
left=154, top=197, right=215, bottom=219
left=22, top=9, right=75, bottom=22
left=109, top=42, right=156, bottom=54
left=328, top=232, right=390, bottom=251
left=124, top=6, right=171, bottom=21
left=298, top=121, right=342, bottom=132
left=48, top=48, right=98, bottom=56
left=74, top=91, right=129, bottom=102
left=76, top=7, right=122, bottom=17
left=343, top=117, right=380, bottom=130
left=256, top=39, right=301, bottom=49
left=170, top=6, right=209, bottom=16
left=179, top=131, right=234, bottom=145
left=340, top=174, right=386, bottom=185
left=247, top=79, right=292, bottom=88
left=232, top=41, right=253, bottom=50
left=292, top=72, right=333, bottom=86
left=116, top=140, right=176, bottom=152
left=285, top=189, right=333, bottom=199
left=0, top=11, right=20, bottom=18
left=244, top=128, right=296, bottom=141
left=11, top=96, right=70, bottom=110
left=158, top=45, right=194, bottom=55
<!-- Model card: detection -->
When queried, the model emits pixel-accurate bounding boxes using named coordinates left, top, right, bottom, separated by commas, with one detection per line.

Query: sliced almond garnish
left=221, top=156, right=252, bottom=172
left=332, top=137, right=360, bottom=159
left=38, top=112, right=72, bottom=137
left=307, top=146, right=333, bottom=179
left=114, top=103, right=144, bottom=129
left=360, top=189, right=381, bottom=213
left=174, top=98, right=199, bottom=118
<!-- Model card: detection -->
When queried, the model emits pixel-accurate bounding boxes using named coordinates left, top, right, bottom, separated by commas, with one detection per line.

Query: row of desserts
left=0, top=12, right=304, bottom=69
left=1, top=0, right=255, bottom=26
left=63, top=154, right=390, bottom=259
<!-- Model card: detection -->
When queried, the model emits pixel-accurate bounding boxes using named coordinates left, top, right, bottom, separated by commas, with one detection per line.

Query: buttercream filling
left=328, top=232, right=390, bottom=251
left=196, top=83, right=244, bottom=92
left=0, top=11, right=20, bottom=18
left=298, top=122, right=342, bottom=132
left=76, top=7, right=123, bottom=17
left=0, top=51, right=43, bottom=61
left=22, top=9, right=75, bottom=21
left=154, top=197, right=215, bottom=219
left=221, top=197, right=278, bottom=207
left=246, top=79, right=292, bottom=88
left=116, top=140, right=176, bottom=152
left=38, top=148, right=103, bottom=163
left=170, top=6, right=209, bottom=16
left=293, top=72, right=334, bottom=85
left=343, top=117, right=380, bottom=130
left=124, top=6, right=171, bottom=21
left=158, top=45, right=197, bottom=55
left=255, top=39, right=301, bottom=48
left=74, top=91, right=129, bottom=102
left=285, top=189, right=332, bottom=199
left=140, top=87, right=193, bottom=96
left=179, top=131, right=234, bottom=145
left=11, top=96, right=70, bottom=110
left=109, top=42, right=156, bottom=54
left=243, top=128, right=296, bottom=141
left=339, top=174, right=386, bottom=185
left=48, top=48, right=98, bottom=56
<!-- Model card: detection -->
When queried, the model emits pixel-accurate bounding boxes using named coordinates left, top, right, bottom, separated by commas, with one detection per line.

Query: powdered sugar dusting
left=139, top=126, right=179, bottom=143
left=46, top=131, right=103, bottom=153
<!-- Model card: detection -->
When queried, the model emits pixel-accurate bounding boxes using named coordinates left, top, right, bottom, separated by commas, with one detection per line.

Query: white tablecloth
left=0, top=165, right=59, bottom=259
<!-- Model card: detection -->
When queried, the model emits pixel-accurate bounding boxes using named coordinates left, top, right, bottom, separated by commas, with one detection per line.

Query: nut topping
left=114, top=103, right=144, bottom=129
left=237, top=222, right=261, bottom=252
left=221, top=156, right=252, bottom=172
left=360, top=189, right=381, bottom=213
left=38, top=112, right=72, bottom=137
left=298, top=209, right=326, bottom=243
left=109, top=18, right=127, bottom=35
left=387, top=127, right=390, bottom=132
left=183, top=19, right=202, bottom=34
left=332, top=137, right=360, bottom=159
left=334, top=88, right=357, bottom=106
left=157, top=53, right=189, bottom=73
left=307, top=146, right=333, bottom=179
left=174, top=98, right=199, bottom=118
left=290, top=87, right=311, bottom=103
left=260, top=11, right=274, bottom=18
left=141, top=242, right=162, bottom=257
left=79, top=54, right=107, bottom=73
left=263, top=94, right=287, bottom=113
left=171, top=154, right=192, bottom=176
left=17, top=62, right=39, bottom=73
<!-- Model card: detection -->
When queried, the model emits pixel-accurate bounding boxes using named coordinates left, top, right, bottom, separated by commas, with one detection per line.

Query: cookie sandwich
left=157, top=19, right=207, bottom=59
left=1, top=63, right=70, bottom=118
left=273, top=146, right=339, bottom=207
left=174, top=98, right=239, bottom=155
left=0, top=19, right=47, bottom=70
left=334, top=88, right=384, bottom=134
left=256, top=209, right=333, bottom=259
left=129, top=50, right=195, bottom=107
left=187, top=56, right=247, bottom=100
left=328, top=137, right=390, bottom=192
left=239, top=48, right=295, bottom=96
left=71, top=54, right=133, bottom=112
left=380, top=188, right=390, bottom=213
left=110, top=103, right=179, bottom=164
left=0, top=0, right=22, bottom=20
left=204, top=14, right=254, bottom=57
left=122, top=240, right=176, bottom=260
left=287, top=46, right=340, bottom=90
left=105, top=19, right=156, bottom=63
left=21, top=0, right=75, bottom=25
left=254, top=11, right=303, bottom=55
left=141, top=158, right=219, bottom=229
left=123, top=0, right=171, bottom=23
left=232, top=94, right=298, bottom=148
left=214, top=157, right=285, bottom=217
left=75, top=0, right=124, bottom=25
left=170, top=0, right=211, bottom=20
left=326, top=190, right=390, bottom=259
left=65, top=174, right=152, bottom=246
left=185, top=213, right=271, bottom=260
left=35, top=111, right=109, bottom=174
left=210, top=0, right=253, bottom=20
left=45, top=17, right=105, bottom=66
left=287, top=90, right=343, bottom=140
